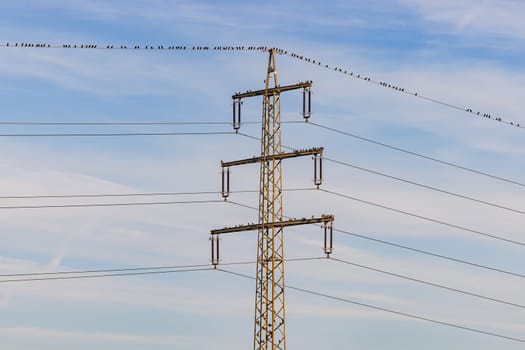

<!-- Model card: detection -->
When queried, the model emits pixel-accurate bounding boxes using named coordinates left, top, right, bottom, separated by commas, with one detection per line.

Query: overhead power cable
left=0, top=256, right=325, bottom=283
left=330, top=257, right=525, bottom=310
left=278, top=50, right=523, bottom=130
left=308, top=121, right=525, bottom=189
left=0, top=188, right=313, bottom=201
left=0, top=263, right=214, bottom=278
left=0, top=43, right=266, bottom=51
left=0, top=190, right=225, bottom=200
left=226, top=200, right=260, bottom=212
left=225, top=200, right=525, bottom=279
left=320, top=188, right=525, bottom=247
left=0, top=121, right=232, bottom=126
left=236, top=131, right=525, bottom=215
left=218, top=268, right=525, bottom=345
left=324, top=157, right=525, bottom=216
left=0, top=190, right=224, bottom=200
left=0, top=131, right=235, bottom=137
left=0, top=199, right=224, bottom=210
left=0, top=267, right=214, bottom=283
left=237, top=130, right=525, bottom=211
left=1, top=42, right=521, bottom=130
left=0, top=121, right=233, bottom=126
left=0, top=120, right=303, bottom=126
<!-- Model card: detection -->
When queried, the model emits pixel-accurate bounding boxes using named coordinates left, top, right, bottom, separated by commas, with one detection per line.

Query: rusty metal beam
left=221, top=147, right=323, bottom=167
left=232, top=81, right=312, bottom=99
left=211, top=215, right=334, bottom=235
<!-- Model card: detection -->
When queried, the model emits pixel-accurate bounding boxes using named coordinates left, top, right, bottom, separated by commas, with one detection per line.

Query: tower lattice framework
left=254, top=49, right=286, bottom=350
left=210, top=48, right=334, bottom=350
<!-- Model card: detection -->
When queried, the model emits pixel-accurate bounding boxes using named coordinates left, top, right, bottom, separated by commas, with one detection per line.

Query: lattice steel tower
left=211, top=48, right=334, bottom=350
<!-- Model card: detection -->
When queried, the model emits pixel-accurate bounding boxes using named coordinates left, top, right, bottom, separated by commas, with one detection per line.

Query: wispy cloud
left=0, top=326, right=191, bottom=346
left=400, top=0, right=525, bottom=40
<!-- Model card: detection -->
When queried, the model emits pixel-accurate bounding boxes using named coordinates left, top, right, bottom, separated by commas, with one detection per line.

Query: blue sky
left=0, top=1, right=524, bottom=349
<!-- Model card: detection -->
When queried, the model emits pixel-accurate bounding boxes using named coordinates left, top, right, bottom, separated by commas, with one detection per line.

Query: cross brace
left=211, top=215, right=334, bottom=235
left=233, top=81, right=312, bottom=99
left=221, top=147, right=323, bottom=199
left=210, top=215, right=334, bottom=265
left=221, top=147, right=323, bottom=167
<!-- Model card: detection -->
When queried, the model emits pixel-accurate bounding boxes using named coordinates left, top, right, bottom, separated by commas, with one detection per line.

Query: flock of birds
left=275, top=47, right=521, bottom=128
left=3, top=43, right=268, bottom=51
left=0, top=42, right=521, bottom=129
left=219, top=217, right=313, bottom=231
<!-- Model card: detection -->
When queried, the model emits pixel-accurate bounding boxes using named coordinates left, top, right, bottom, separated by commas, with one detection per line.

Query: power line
left=237, top=130, right=525, bottom=209
left=324, top=157, right=525, bottom=216
left=236, top=132, right=525, bottom=244
left=308, top=121, right=525, bottom=189
left=0, top=121, right=233, bottom=126
left=8, top=126, right=522, bottom=217
left=321, top=188, right=525, bottom=247
left=0, top=188, right=313, bottom=200
left=0, top=199, right=224, bottom=210
left=0, top=267, right=214, bottom=283
left=225, top=200, right=525, bottom=279
left=226, top=199, right=259, bottom=211
left=279, top=51, right=523, bottom=130
left=0, top=43, right=267, bottom=51
left=330, top=257, right=525, bottom=310
left=2, top=42, right=521, bottom=130
left=0, top=256, right=325, bottom=282
left=237, top=132, right=262, bottom=143
left=0, top=131, right=235, bottom=137
left=0, top=263, right=213, bottom=278
left=0, top=120, right=303, bottom=126
left=218, top=268, right=525, bottom=345
left=0, top=190, right=224, bottom=200
left=333, top=227, right=525, bottom=280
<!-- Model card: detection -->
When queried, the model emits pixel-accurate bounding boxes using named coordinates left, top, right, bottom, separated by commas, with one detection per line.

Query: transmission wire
left=0, top=131, right=234, bottom=137
left=330, top=257, right=525, bottom=310
left=320, top=188, right=525, bottom=247
left=224, top=200, right=525, bottom=279
left=0, top=188, right=313, bottom=201
left=308, top=121, right=525, bottom=188
left=218, top=268, right=525, bottom=344
left=1, top=42, right=522, bottom=130
left=0, top=267, right=214, bottom=283
left=0, top=257, right=325, bottom=282
left=236, top=131, right=525, bottom=215
left=324, top=157, right=525, bottom=215
left=0, top=199, right=224, bottom=210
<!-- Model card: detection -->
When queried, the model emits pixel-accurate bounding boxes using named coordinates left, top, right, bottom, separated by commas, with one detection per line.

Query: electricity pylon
left=211, top=48, right=334, bottom=350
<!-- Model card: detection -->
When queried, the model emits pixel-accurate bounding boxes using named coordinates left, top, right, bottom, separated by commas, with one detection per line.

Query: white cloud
left=1, top=2, right=524, bottom=349
left=400, top=0, right=525, bottom=40
left=0, top=326, right=191, bottom=346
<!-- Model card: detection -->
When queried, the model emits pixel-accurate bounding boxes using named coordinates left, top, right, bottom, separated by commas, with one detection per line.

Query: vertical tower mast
left=255, top=48, right=286, bottom=350
left=210, top=48, right=334, bottom=350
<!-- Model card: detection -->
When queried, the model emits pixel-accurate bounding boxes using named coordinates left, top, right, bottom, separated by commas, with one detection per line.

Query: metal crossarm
left=221, top=147, right=323, bottom=167
left=211, top=215, right=334, bottom=235
left=232, top=81, right=312, bottom=99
